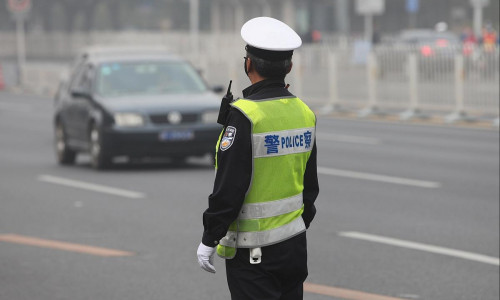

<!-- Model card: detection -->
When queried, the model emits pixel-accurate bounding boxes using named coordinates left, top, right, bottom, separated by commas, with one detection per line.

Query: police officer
left=197, top=17, right=319, bottom=300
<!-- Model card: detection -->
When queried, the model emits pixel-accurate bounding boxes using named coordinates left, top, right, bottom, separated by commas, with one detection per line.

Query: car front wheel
left=55, top=122, right=76, bottom=165
left=89, top=125, right=111, bottom=170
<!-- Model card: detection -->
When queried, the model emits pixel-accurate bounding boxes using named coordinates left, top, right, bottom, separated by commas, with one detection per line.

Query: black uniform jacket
left=202, top=78, right=319, bottom=247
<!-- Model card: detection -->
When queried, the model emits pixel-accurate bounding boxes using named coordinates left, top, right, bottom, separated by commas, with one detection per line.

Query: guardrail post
left=320, top=51, right=340, bottom=114
left=445, top=54, right=469, bottom=123
left=16, top=17, right=26, bottom=87
left=400, top=53, right=427, bottom=120
left=359, top=51, right=380, bottom=117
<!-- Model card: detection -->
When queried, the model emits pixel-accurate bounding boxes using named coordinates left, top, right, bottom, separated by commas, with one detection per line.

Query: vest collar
left=242, top=78, right=286, bottom=98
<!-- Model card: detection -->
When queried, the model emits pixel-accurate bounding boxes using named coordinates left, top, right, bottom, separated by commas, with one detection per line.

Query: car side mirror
left=212, top=85, right=224, bottom=94
left=71, top=88, right=92, bottom=100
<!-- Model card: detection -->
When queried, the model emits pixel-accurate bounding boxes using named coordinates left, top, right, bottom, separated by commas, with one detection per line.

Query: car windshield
left=95, top=61, right=207, bottom=97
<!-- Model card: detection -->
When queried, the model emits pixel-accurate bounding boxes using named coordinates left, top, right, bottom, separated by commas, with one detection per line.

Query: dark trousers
left=225, top=232, right=308, bottom=300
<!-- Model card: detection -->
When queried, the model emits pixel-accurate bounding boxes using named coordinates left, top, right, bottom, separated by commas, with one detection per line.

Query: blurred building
left=0, top=0, right=499, bottom=36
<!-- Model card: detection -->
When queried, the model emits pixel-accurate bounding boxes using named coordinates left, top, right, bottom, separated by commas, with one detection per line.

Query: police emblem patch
left=220, top=126, right=237, bottom=151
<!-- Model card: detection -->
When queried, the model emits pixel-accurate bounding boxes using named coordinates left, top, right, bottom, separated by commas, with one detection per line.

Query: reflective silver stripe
left=253, top=127, right=316, bottom=158
left=219, top=231, right=238, bottom=248
left=225, top=217, right=306, bottom=248
left=239, top=194, right=303, bottom=220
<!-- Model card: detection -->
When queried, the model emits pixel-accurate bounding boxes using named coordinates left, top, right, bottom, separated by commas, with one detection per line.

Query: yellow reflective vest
left=216, top=96, right=316, bottom=259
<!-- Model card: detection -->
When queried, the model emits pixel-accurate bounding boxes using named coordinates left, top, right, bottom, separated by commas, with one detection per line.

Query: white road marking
left=38, top=175, right=145, bottom=199
left=339, top=231, right=500, bottom=266
left=317, top=133, right=381, bottom=145
left=318, top=167, right=441, bottom=188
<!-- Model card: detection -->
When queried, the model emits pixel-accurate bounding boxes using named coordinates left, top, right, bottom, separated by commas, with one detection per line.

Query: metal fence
left=0, top=31, right=498, bottom=124
left=289, top=43, right=498, bottom=124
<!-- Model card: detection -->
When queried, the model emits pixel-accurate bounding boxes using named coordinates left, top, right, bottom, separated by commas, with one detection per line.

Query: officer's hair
left=247, top=53, right=292, bottom=79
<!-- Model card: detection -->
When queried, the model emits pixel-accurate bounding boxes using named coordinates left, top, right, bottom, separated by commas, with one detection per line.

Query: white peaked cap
left=241, top=17, right=302, bottom=51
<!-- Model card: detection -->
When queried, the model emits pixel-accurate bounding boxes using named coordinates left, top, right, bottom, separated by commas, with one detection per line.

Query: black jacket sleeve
left=201, top=109, right=252, bottom=247
left=301, top=141, right=319, bottom=228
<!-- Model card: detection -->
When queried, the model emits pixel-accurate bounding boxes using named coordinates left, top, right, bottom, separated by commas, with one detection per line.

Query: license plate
left=159, top=130, right=194, bottom=141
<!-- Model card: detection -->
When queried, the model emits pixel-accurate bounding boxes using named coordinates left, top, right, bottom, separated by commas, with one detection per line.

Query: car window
left=95, top=61, right=207, bottom=97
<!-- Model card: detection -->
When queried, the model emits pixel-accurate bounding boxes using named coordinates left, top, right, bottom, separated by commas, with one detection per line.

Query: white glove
left=197, top=242, right=216, bottom=273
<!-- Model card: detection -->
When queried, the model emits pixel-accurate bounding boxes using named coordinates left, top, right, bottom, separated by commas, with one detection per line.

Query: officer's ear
left=246, top=57, right=253, bottom=72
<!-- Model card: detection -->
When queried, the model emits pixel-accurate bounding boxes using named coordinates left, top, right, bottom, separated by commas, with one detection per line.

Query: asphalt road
left=0, top=91, right=498, bottom=300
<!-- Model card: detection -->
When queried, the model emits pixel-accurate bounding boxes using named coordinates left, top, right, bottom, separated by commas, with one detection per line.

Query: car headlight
left=202, top=111, right=219, bottom=124
left=114, top=113, right=145, bottom=127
